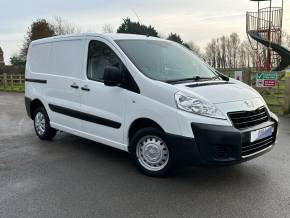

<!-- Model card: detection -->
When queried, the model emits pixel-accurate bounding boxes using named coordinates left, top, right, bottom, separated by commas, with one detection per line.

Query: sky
left=0, top=0, right=289, bottom=64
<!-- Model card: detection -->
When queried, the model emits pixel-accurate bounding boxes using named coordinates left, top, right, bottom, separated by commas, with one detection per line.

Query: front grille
left=228, top=106, right=269, bottom=129
left=242, top=135, right=274, bottom=157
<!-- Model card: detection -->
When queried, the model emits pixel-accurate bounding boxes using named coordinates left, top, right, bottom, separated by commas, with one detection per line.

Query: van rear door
left=46, top=39, right=86, bottom=131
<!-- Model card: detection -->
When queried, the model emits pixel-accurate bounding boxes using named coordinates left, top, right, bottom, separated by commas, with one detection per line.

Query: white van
left=25, top=33, right=278, bottom=176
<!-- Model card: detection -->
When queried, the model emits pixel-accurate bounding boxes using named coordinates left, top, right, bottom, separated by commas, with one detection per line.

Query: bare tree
left=203, top=33, right=256, bottom=69
left=102, top=24, right=114, bottom=33
left=230, top=33, right=240, bottom=68
left=51, top=16, right=80, bottom=35
left=205, top=39, right=218, bottom=68
left=186, top=41, right=202, bottom=57
left=238, top=41, right=247, bottom=68
left=243, top=40, right=256, bottom=68
left=225, top=37, right=232, bottom=68
left=220, top=36, right=227, bottom=69
left=216, top=38, right=221, bottom=69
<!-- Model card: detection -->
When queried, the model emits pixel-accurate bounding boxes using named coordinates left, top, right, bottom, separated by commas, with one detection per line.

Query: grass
left=260, top=80, right=288, bottom=114
left=0, top=84, right=25, bottom=92
left=264, top=97, right=283, bottom=106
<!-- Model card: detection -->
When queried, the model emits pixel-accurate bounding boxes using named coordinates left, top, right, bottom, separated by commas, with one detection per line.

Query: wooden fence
left=0, top=73, right=25, bottom=91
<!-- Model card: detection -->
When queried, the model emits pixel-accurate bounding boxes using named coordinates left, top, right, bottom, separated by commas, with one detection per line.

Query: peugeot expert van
left=25, top=33, right=278, bottom=177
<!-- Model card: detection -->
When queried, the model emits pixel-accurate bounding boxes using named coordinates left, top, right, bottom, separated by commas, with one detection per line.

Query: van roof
left=31, top=33, right=162, bottom=45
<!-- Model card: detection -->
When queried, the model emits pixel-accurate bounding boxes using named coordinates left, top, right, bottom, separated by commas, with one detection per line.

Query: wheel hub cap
left=136, top=135, right=169, bottom=171
left=35, top=112, right=45, bottom=135
left=144, top=144, right=161, bottom=162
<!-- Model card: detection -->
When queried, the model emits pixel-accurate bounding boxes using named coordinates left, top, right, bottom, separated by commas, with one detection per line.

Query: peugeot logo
left=244, top=100, right=255, bottom=108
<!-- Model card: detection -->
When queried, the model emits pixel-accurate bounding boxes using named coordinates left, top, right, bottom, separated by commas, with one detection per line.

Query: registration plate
left=251, top=126, right=273, bottom=142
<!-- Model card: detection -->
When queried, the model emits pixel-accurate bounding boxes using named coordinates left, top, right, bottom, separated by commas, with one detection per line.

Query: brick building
left=0, top=47, right=5, bottom=65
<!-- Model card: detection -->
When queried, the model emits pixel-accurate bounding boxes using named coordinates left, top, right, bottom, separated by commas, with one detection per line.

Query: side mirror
left=103, top=66, right=122, bottom=86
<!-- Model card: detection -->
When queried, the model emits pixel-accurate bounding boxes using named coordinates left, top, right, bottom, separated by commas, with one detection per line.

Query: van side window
left=87, top=40, right=122, bottom=82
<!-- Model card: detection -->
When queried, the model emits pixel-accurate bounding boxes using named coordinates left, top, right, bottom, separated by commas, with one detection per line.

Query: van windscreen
left=115, top=39, right=218, bottom=83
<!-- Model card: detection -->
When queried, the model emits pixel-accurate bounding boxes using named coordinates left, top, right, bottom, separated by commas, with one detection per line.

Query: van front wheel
left=33, top=107, right=57, bottom=140
left=130, top=128, right=174, bottom=177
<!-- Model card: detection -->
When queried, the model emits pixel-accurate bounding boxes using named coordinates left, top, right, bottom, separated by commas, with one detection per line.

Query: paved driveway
left=0, top=92, right=290, bottom=217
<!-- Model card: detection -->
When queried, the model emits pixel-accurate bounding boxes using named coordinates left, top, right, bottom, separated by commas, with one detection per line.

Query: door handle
left=70, top=83, right=79, bottom=89
left=81, top=85, right=90, bottom=91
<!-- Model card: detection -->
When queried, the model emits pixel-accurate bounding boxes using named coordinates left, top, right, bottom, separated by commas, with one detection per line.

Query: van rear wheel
left=130, top=128, right=174, bottom=177
left=33, top=107, right=57, bottom=140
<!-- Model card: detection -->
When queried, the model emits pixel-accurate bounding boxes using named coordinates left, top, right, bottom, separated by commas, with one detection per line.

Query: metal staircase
left=246, top=1, right=290, bottom=71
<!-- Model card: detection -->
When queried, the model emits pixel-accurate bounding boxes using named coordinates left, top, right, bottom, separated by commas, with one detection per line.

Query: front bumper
left=167, top=118, right=278, bottom=166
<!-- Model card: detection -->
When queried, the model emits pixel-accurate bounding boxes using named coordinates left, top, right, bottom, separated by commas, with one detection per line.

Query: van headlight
left=174, top=91, right=226, bottom=120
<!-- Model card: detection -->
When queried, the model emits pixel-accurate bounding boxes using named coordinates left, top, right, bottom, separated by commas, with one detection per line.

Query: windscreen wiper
left=213, top=71, right=229, bottom=81
left=166, top=75, right=218, bottom=84
left=192, top=76, right=215, bottom=81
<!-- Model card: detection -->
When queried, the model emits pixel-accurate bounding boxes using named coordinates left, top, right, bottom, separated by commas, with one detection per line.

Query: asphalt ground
left=1, top=92, right=290, bottom=217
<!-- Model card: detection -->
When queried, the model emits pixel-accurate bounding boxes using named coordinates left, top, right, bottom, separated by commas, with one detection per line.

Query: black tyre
left=33, top=107, right=57, bottom=140
left=130, top=127, right=174, bottom=177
